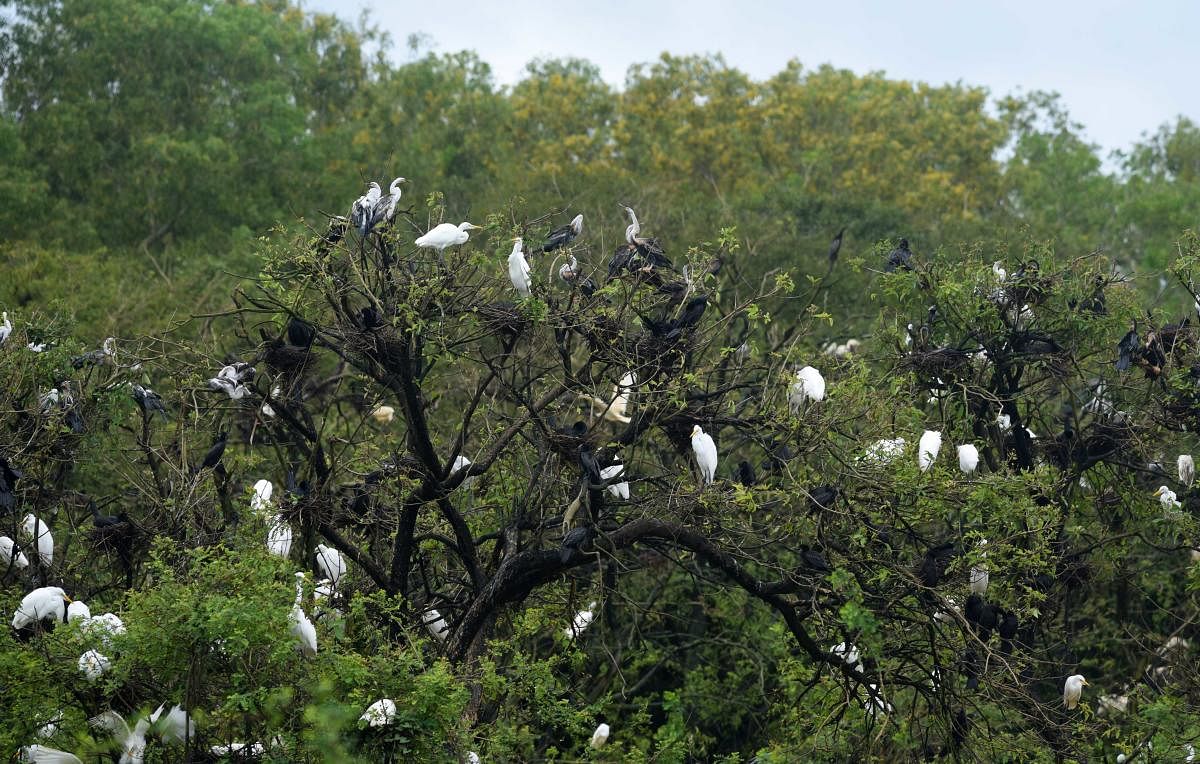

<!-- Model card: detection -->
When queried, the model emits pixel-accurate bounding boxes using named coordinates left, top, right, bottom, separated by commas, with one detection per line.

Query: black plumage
left=734, top=460, right=756, bottom=487
left=198, top=431, right=228, bottom=472
left=578, top=447, right=602, bottom=485
left=90, top=500, right=123, bottom=528
left=0, top=455, right=21, bottom=512
left=998, top=610, right=1020, bottom=653
left=640, top=296, right=708, bottom=340
left=827, top=227, right=844, bottom=265
left=131, top=384, right=168, bottom=419
left=917, top=542, right=956, bottom=587
left=286, top=317, right=316, bottom=349
left=542, top=214, right=584, bottom=253
left=560, top=524, right=595, bottom=563
left=358, top=307, right=385, bottom=331
left=808, top=485, right=838, bottom=513
left=1115, top=325, right=1140, bottom=371
left=800, top=545, right=831, bottom=573
left=885, top=238, right=913, bottom=272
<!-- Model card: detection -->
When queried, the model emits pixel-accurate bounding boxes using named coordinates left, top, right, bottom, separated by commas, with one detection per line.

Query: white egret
left=1063, top=674, right=1089, bottom=709
left=690, top=425, right=718, bottom=485
left=20, top=745, right=82, bottom=763
left=315, top=544, right=347, bottom=586
left=349, top=181, right=382, bottom=237
left=863, top=684, right=894, bottom=716
left=261, top=384, right=280, bottom=418
left=366, top=177, right=406, bottom=233
left=11, top=586, right=70, bottom=629
left=209, top=742, right=266, bottom=757
left=830, top=642, right=861, bottom=666
left=997, top=411, right=1012, bottom=433
left=250, top=479, right=273, bottom=513
left=590, top=723, right=610, bottom=749
left=314, top=578, right=333, bottom=602
left=27, top=342, right=47, bottom=352
left=992, top=261, right=1007, bottom=282
left=957, top=444, right=979, bottom=474
left=82, top=612, right=126, bottom=648
left=600, top=462, right=629, bottom=500
left=467, top=752, right=481, bottom=764
left=789, top=366, right=826, bottom=412
left=22, top=513, right=54, bottom=565
left=36, top=711, right=63, bottom=739
left=1154, top=485, right=1182, bottom=510
left=969, top=539, right=989, bottom=595
left=415, top=221, right=481, bottom=252
left=267, top=517, right=292, bottom=558
left=0, top=535, right=29, bottom=569
left=371, top=405, right=395, bottom=424
left=507, top=238, right=531, bottom=297
left=451, top=455, right=475, bottom=488
left=149, top=703, right=194, bottom=744
left=359, top=698, right=397, bottom=727
left=78, top=650, right=111, bottom=680
left=423, top=608, right=449, bottom=642
left=864, top=437, right=906, bottom=466
left=289, top=572, right=317, bottom=658
left=91, top=710, right=149, bottom=764
left=1179, top=454, right=1195, bottom=488
left=918, top=430, right=942, bottom=472
left=0, top=311, right=11, bottom=345
left=67, top=601, right=91, bottom=623
left=565, top=601, right=598, bottom=639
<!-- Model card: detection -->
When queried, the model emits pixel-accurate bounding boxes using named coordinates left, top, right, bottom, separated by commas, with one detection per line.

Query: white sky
left=309, top=0, right=1198, bottom=156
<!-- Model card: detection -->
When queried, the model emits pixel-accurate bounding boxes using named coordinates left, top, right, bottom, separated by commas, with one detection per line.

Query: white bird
left=1097, top=694, right=1129, bottom=716
left=261, top=384, right=280, bottom=418
left=1154, top=485, right=1182, bottom=510
left=789, top=366, right=826, bottom=412
left=0, top=311, right=11, bottom=345
left=20, top=745, right=83, bottom=763
left=366, top=177, right=406, bottom=233
left=359, top=698, right=397, bottom=727
left=997, top=411, right=1012, bottom=433
left=250, top=479, right=273, bottom=513
left=600, top=462, right=629, bottom=500
left=1063, top=674, right=1089, bottom=709
left=371, top=405, right=395, bottom=424
left=78, top=650, right=112, bottom=680
left=415, top=221, right=481, bottom=252
left=451, top=455, right=475, bottom=488
left=27, top=342, right=47, bottom=352
left=67, top=600, right=91, bottom=622
left=82, top=612, right=126, bottom=648
left=507, top=238, right=532, bottom=297
left=992, top=261, right=1007, bottom=282
left=149, top=703, right=194, bottom=744
left=289, top=572, right=317, bottom=657
left=207, top=376, right=248, bottom=401
left=690, top=425, right=718, bottom=485
left=208, top=742, right=266, bottom=757
left=467, top=753, right=481, bottom=764
left=918, top=430, right=942, bottom=472
left=0, top=535, right=29, bottom=569
left=91, top=710, right=150, bottom=764
left=590, top=723, right=611, bottom=749
left=11, top=586, right=70, bottom=629
left=864, top=437, right=906, bottom=466
left=969, top=539, right=989, bottom=595
left=957, top=444, right=979, bottom=474
left=565, top=601, right=598, bottom=639
left=315, top=544, right=347, bottom=586
left=1179, top=454, right=1195, bottom=488
left=267, top=517, right=292, bottom=558
left=22, top=513, right=54, bottom=565
left=36, top=710, right=63, bottom=739
left=349, top=181, right=382, bottom=236
left=423, top=608, right=450, bottom=642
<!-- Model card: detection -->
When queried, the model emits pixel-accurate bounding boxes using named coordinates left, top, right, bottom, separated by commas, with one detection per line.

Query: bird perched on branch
left=130, top=384, right=167, bottom=418
left=415, top=221, right=481, bottom=252
left=349, top=181, right=381, bottom=237
left=827, top=228, right=844, bottom=266
left=365, top=177, right=406, bottom=234
left=543, top=213, right=583, bottom=252
left=885, top=238, right=913, bottom=272
left=507, top=238, right=532, bottom=297
left=691, top=425, right=718, bottom=485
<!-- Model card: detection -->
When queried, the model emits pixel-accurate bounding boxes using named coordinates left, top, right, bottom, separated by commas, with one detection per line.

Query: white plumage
left=78, top=650, right=112, bottom=680
left=917, top=430, right=942, bottom=472
left=360, top=698, right=397, bottom=727
left=91, top=710, right=150, bottom=764
left=0, top=535, right=29, bottom=569
left=250, top=479, right=273, bottom=513
left=267, top=517, right=292, bottom=558
left=451, top=455, right=475, bottom=488
left=1063, top=674, right=1088, bottom=709
left=565, top=601, right=598, bottom=639
left=507, top=238, right=531, bottom=297
left=864, top=437, right=906, bottom=466
left=67, top=600, right=91, bottom=622
left=22, top=513, right=54, bottom=565
left=830, top=641, right=860, bottom=666
left=81, top=612, right=126, bottom=648
left=415, top=221, right=481, bottom=251
left=366, top=177, right=406, bottom=232
left=788, top=365, right=826, bottom=411
left=1179, top=454, right=1195, bottom=488
left=371, top=405, right=395, bottom=424
left=150, top=703, right=194, bottom=744
left=969, top=539, right=989, bottom=595
left=590, top=723, right=611, bottom=749
left=350, top=181, right=382, bottom=236
left=957, top=444, right=979, bottom=474
left=12, top=586, right=69, bottom=629
left=289, top=572, right=317, bottom=657
left=423, top=608, right=450, bottom=642
left=21, top=745, right=83, bottom=763
left=315, top=544, right=347, bottom=586
left=600, top=463, right=629, bottom=500
left=690, top=425, right=718, bottom=485
left=1154, top=485, right=1182, bottom=510
left=0, top=311, right=11, bottom=345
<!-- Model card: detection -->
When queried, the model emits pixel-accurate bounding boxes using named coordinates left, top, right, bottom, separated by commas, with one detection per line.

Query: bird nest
left=474, top=302, right=530, bottom=338
left=261, top=339, right=316, bottom=375
left=899, top=347, right=971, bottom=379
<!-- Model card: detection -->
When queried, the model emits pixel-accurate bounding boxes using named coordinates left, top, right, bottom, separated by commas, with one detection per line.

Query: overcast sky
left=309, top=0, right=1197, bottom=156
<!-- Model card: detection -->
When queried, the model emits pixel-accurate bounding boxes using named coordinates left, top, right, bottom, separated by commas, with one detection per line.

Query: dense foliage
left=3, top=1, right=1200, bottom=762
